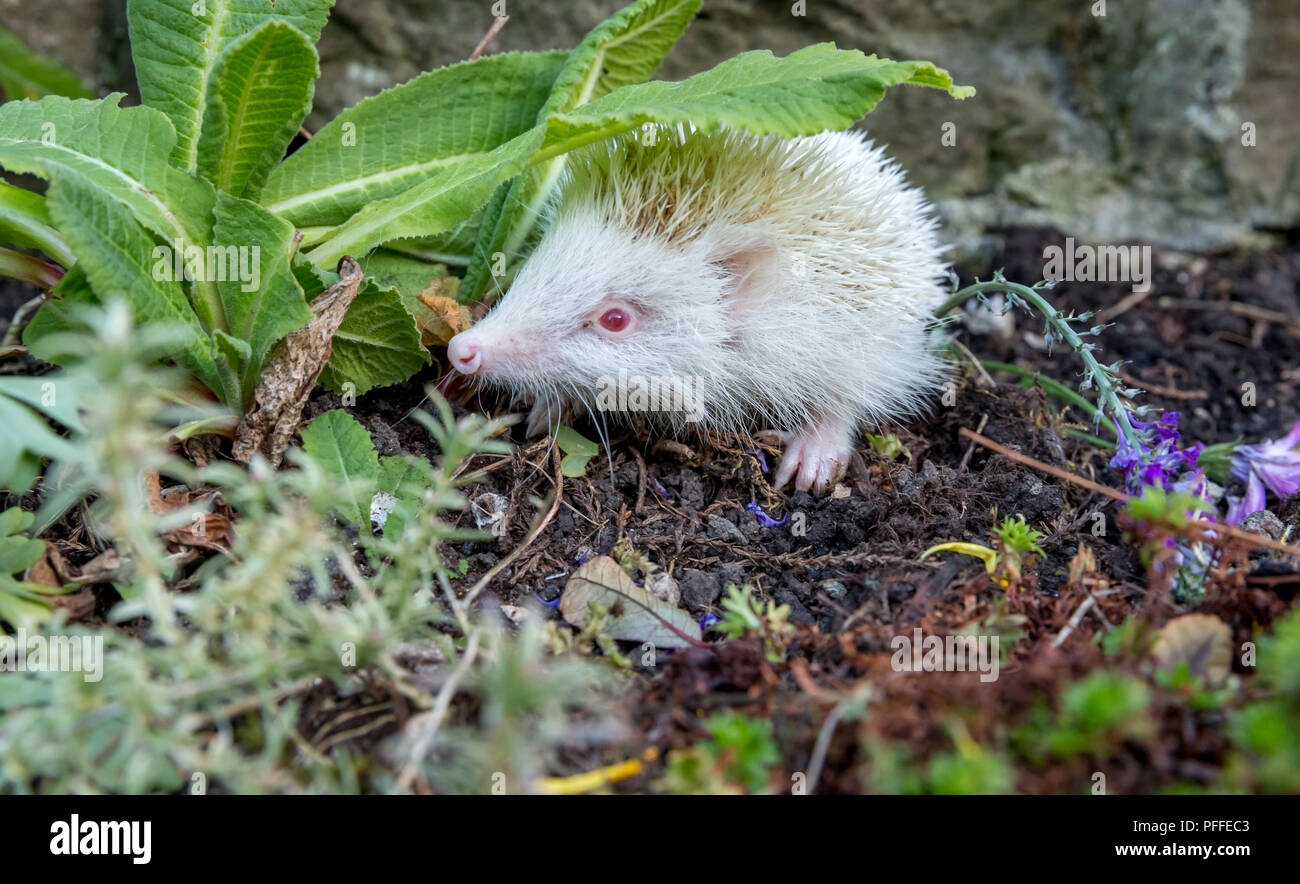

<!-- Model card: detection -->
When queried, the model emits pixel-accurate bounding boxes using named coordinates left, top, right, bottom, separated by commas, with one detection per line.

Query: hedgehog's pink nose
left=447, top=333, right=482, bottom=375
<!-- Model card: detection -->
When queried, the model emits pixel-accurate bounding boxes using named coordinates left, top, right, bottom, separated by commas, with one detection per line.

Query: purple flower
left=650, top=477, right=671, bottom=500
left=1225, top=420, right=1300, bottom=523
left=1109, top=412, right=1205, bottom=497
left=746, top=501, right=787, bottom=527
left=534, top=592, right=561, bottom=608
left=699, top=612, right=720, bottom=631
left=746, top=446, right=769, bottom=474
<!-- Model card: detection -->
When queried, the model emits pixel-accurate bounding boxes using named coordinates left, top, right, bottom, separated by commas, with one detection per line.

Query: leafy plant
left=716, top=584, right=794, bottom=663
left=662, top=711, right=780, bottom=794
left=1, top=0, right=970, bottom=438
left=1016, top=671, right=1153, bottom=761
left=921, top=513, right=1045, bottom=589
left=0, top=507, right=68, bottom=626
left=554, top=425, right=600, bottom=478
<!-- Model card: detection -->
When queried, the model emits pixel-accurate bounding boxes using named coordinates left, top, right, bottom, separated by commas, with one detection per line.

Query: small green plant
left=1016, top=671, right=1153, bottom=761
left=921, top=513, right=1045, bottom=589
left=554, top=425, right=600, bottom=478
left=662, top=712, right=780, bottom=794
left=1224, top=610, right=1300, bottom=793
left=0, top=507, right=70, bottom=626
left=716, top=584, right=795, bottom=663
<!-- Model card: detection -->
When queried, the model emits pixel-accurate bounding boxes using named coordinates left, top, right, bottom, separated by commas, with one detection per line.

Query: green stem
left=938, top=279, right=1140, bottom=449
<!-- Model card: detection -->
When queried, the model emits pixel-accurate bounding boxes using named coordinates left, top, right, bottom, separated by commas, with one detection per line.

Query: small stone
left=1241, top=510, right=1285, bottom=542
left=819, top=579, right=848, bottom=600
left=706, top=513, right=747, bottom=544
left=679, top=569, right=722, bottom=609
left=649, top=571, right=681, bottom=607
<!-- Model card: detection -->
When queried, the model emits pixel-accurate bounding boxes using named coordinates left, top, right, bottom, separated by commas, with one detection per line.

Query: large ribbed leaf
left=304, top=129, right=544, bottom=269
left=0, top=95, right=225, bottom=329
left=0, top=96, right=211, bottom=249
left=460, top=0, right=701, bottom=301
left=196, top=20, right=319, bottom=201
left=262, top=50, right=566, bottom=228
left=536, top=45, right=976, bottom=159
left=305, top=45, right=972, bottom=271
left=43, top=176, right=223, bottom=398
left=127, top=0, right=333, bottom=173
left=0, top=26, right=93, bottom=100
left=316, top=279, right=427, bottom=397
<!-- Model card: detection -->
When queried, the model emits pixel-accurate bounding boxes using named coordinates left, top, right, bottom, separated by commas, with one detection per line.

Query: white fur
left=459, top=124, right=951, bottom=442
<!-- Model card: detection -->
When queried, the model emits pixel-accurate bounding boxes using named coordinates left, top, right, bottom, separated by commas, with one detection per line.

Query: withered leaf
left=233, top=257, right=364, bottom=467
left=1151, top=613, right=1232, bottom=687
left=415, top=277, right=470, bottom=347
left=560, top=555, right=701, bottom=649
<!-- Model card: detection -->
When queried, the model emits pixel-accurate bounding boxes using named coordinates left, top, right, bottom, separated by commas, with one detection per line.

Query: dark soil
left=5, top=226, right=1299, bottom=793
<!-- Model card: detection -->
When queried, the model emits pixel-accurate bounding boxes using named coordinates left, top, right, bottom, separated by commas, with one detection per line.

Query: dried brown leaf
left=233, top=257, right=363, bottom=467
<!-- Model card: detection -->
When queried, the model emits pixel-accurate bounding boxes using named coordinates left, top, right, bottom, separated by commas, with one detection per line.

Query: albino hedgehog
left=447, top=124, right=950, bottom=492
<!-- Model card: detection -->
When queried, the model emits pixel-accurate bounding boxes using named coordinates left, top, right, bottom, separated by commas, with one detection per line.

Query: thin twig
left=463, top=445, right=563, bottom=607
left=805, top=699, right=851, bottom=795
left=1052, top=594, right=1097, bottom=648
left=470, top=16, right=509, bottom=60
left=959, top=427, right=1300, bottom=557
left=396, top=628, right=481, bottom=792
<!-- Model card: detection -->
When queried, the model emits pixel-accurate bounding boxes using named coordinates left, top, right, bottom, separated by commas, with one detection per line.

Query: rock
left=649, top=571, right=680, bottom=607
left=819, top=580, right=849, bottom=601
left=679, top=569, right=721, bottom=610
left=705, top=513, right=747, bottom=545
left=1241, top=509, right=1285, bottom=542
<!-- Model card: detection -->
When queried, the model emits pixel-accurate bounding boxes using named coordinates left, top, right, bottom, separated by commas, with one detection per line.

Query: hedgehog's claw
left=773, top=422, right=852, bottom=494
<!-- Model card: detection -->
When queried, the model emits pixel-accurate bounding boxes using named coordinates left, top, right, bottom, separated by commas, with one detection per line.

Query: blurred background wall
left=8, top=0, right=1296, bottom=264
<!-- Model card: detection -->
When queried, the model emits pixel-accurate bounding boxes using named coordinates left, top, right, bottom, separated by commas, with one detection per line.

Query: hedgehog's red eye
left=598, top=308, right=630, bottom=332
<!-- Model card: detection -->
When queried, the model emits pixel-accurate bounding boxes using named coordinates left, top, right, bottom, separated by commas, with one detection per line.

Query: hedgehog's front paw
left=773, top=422, right=852, bottom=494
left=525, top=396, right=587, bottom=438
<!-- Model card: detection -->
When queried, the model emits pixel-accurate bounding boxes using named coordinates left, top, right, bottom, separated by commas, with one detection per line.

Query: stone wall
left=8, top=0, right=1298, bottom=262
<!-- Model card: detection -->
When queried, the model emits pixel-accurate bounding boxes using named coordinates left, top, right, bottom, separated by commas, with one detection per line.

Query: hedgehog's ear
left=709, top=243, right=778, bottom=312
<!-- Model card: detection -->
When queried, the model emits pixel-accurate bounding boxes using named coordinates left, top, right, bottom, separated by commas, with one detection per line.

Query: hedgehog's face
left=446, top=214, right=736, bottom=410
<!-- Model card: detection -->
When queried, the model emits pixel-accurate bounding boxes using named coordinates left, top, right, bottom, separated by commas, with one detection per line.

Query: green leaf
left=377, top=455, right=420, bottom=497
left=0, top=507, right=54, bottom=627
left=359, top=248, right=448, bottom=305
left=555, top=425, right=599, bottom=478
left=211, top=192, right=312, bottom=399
left=317, top=281, right=428, bottom=397
left=461, top=0, right=701, bottom=301
left=22, top=265, right=98, bottom=364
left=195, top=20, right=319, bottom=201
left=0, top=95, right=225, bottom=330
left=127, top=0, right=334, bottom=173
left=299, top=409, right=379, bottom=529
left=0, top=381, right=82, bottom=495
left=0, top=95, right=213, bottom=249
left=0, top=26, right=93, bottom=100
left=0, top=180, right=73, bottom=266
left=262, top=49, right=566, bottom=228
left=43, top=175, right=223, bottom=397
left=305, top=44, right=971, bottom=269
left=304, top=129, right=544, bottom=269
left=210, top=328, right=252, bottom=410
left=535, top=45, right=974, bottom=162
